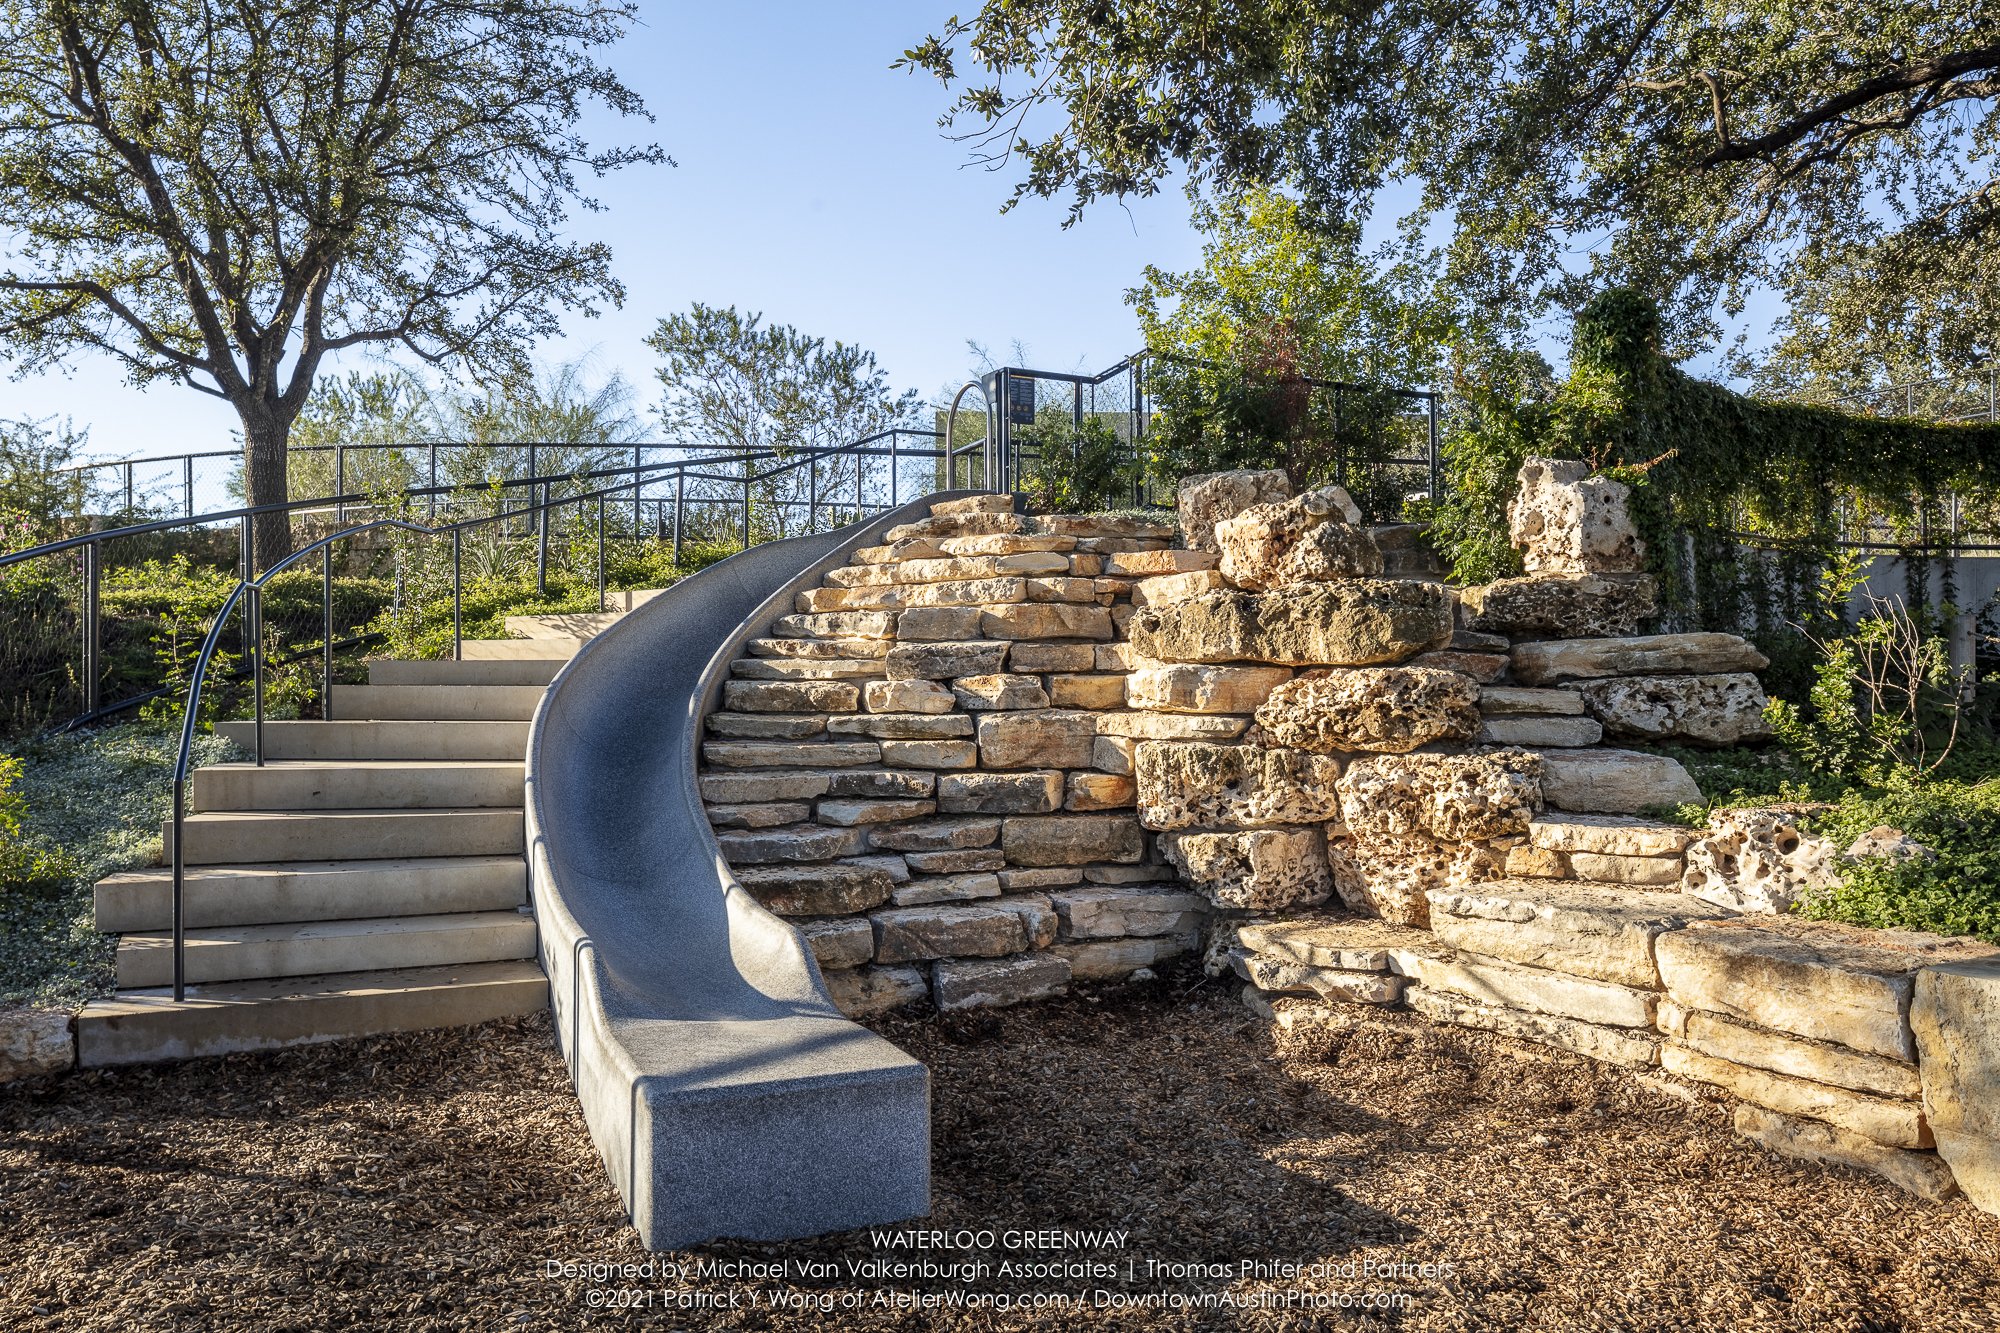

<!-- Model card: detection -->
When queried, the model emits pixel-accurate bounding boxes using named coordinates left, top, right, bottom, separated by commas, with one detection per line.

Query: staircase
left=72, top=598, right=658, bottom=1067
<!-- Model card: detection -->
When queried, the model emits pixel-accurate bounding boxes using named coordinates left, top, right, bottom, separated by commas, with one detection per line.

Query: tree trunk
left=241, top=409, right=294, bottom=573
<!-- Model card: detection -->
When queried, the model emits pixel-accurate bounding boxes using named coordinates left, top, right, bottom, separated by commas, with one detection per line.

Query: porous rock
left=1461, top=573, right=1657, bottom=638
left=1535, top=747, right=1702, bottom=815
left=1254, top=666, right=1480, bottom=754
left=1679, top=805, right=1838, bottom=914
left=1214, top=486, right=1384, bottom=590
left=1577, top=672, right=1773, bottom=747
left=1328, top=837, right=1505, bottom=928
left=1134, top=741, right=1344, bottom=831
left=1509, top=632, right=1770, bottom=685
left=1164, top=828, right=1335, bottom=911
left=1509, top=457, right=1646, bottom=575
left=1177, top=468, right=1292, bottom=553
left=1130, top=580, right=1453, bottom=667
left=1911, top=959, right=2000, bottom=1212
left=1337, top=750, right=1542, bottom=844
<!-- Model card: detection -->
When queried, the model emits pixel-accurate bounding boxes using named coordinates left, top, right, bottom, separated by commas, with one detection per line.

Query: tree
left=0, top=1, right=661, bottom=568
left=901, top=1, right=2000, bottom=354
left=646, top=304, right=921, bottom=540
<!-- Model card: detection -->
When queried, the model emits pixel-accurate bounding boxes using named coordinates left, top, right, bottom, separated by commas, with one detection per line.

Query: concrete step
left=366, top=657, right=567, bottom=687
left=504, top=609, right=622, bottom=639
left=191, top=761, right=524, bottom=811
left=75, top=960, right=549, bottom=1068
left=459, top=636, right=586, bottom=660
left=330, top=683, right=546, bottom=721
left=116, top=910, right=537, bottom=988
left=216, top=719, right=530, bottom=760
left=165, top=808, right=523, bottom=865
left=94, top=855, right=528, bottom=932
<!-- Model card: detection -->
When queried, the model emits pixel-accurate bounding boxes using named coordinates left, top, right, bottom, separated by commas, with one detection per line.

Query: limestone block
left=1662, top=1044, right=1931, bottom=1148
left=748, top=636, right=894, bottom=661
left=1338, top=750, right=1542, bottom=844
left=1567, top=851, right=1684, bottom=886
left=707, top=714, right=827, bottom=741
left=1510, top=632, right=1771, bottom=685
left=1054, top=932, right=1199, bottom=981
left=896, top=553, right=1071, bottom=582
left=1506, top=845, right=1569, bottom=878
left=825, top=770, right=936, bottom=799
left=1536, top=747, right=1702, bottom=815
left=1233, top=953, right=1406, bottom=1005
left=730, top=657, right=884, bottom=682
left=772, top=610, right=898, bottom=640
left=1327, top=837, right=1503, bottom=928
left=721, top=680, right=860, bottom=714
left=864, top=679, right=955, bottom=714
left=1126, top=664, right=1290, bottom=714
left=1177, top=468, right=1292, bottom=553
left=1509, top=457, right=1645, bottom=575
left=1131, top=570, right=1229, bottom=607
left=703, top=741, right=881, bottom=770
left=884, top=640, right=1008, bottom=681
left=933, top=954, right=1072, bottom=1012
left=817, top=798, right=937, bottom=827
left=853, top=538, right=946, bottom=564
left=937, top=534, right=1076, bottom=557
left=979, top=603, right=1114, bottom=641
left=798, top=576, right=1027, bottom=613
left=1910, top=959, right=2000, bottom=1212
left=1477, top=716, right=1603, bottom=748
left=937, top=770, right=1064, bottom=815
left=1051, top=884, right=1210, bottom=940
left=1480, top=687, right=1586, bottom=717
left=871, top=903, right=1030, bottom=962
left=827, top=713, right=973, bottom=740
left=1577, top=672, right=1773, bottom=747
left=797, top=918, right=876, bottom=971
left=1847, top=826, right=1936, bottom=862
left=866, top=817, right=1001, bottom=851
left=952, top=674, right=1050, bottom=711
left=878, top=739, right=978, bottom=769
left=931, top=493, right=1013, bottom=517
left=1253, top=666, right=1479, bottom=754
left=699, top=771, right=833, bottom=804
left=1070, top=554, right=1107, bottom=576
left=1529, top=814, right=1694, bottom=858
left=733, top=863, right=893, bottom=915
left=1065, top=772, right=1136, bottom=811
left=1025, top=577, right=1107, bottom=604
left=715, top=825, right=866, bottom=865
left=975, top=710, right=1099, bottom=769
left=1007, top=642, right=1097, bottom=673
left=1408, top=986, right=1660, bottom=1068
left=1042, top=675, right=1123, bottom=711
left=1164, top=827, right=1334, bottom=911
left=0, top=1008, right=72, bottom=1082
left=1678, top=1008, right=1921, bottom=1100
left=895, top=607, right=984, bottom=641
left=1034, top=513, right=1176, bottom=539
left=1215, top=486, right=1383, bottom=590
left=1407, top=650, right=1507, bottom=683
left=1128, top=580, right=1453, bottom=667
left=1104, top=549, right=1219, bottom=577
left=1093, top=712, right=1250, bottom=741
left=1679, top=806, right=1838, bottom=914
left=1000, top=867, right=1083, bottom=891
left=1238, top=917, right=1436, bottom=972
left=1461, top=574, right=1657, bottom=638
left=1000, top=814, right=1146, bottom=867
left=1092, top=735, right=1136, bottom=775
left=1135, top=741, right=1344, bottom=831
left=844, top=854, right=911, bottom=884
left=1395, top=952, right=1659, bottom=1027
left=1732, top=1105, right=1959, bottom=1203
left=885, top=512, right=1028, bottom=542
left=890, top=872, right=1004, bottom=906
left=904, top=849, right=1006, bottom=874
left=1427, top=880, right=1716, bottom=987
left=706, top=802, right=813, bottom=830
left=824, top=965, right=929, bottom=1018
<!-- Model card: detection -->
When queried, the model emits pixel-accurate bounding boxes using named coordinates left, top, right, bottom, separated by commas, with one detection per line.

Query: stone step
left=164, top=808, right=523, bottom=865
left=75, top=960, right=549, bottom=1068
left=1527, top=814, right=1695, bottom=858
left=728, top=658, right=885, bottom=681
left=191, top=760, right=525, bottom=811
left=503, top=609, right=622, bottom=639
left=459, top=636, right=587, bottom=660
left=115, top=910, right=537, bottom=988
left=330, top=683, right=546, bottom=721
left=93, top=855, right=528, bottom=932
left=366, top=657, right=567, bottom=687
left=216, top=719, right=530, bottom=760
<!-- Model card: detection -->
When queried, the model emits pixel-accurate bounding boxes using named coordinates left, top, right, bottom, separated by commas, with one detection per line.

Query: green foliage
left=1019, top=412, right=1134, bottom=512
left=1797, top=779, right=2000, bottom=944
left=0, top=752, right=69, bottom=897
left=0, top=416, right=92, bottom=548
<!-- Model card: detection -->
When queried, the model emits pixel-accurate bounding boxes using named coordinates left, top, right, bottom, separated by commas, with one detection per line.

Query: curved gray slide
left=525, top=495, right=971, bottom=1249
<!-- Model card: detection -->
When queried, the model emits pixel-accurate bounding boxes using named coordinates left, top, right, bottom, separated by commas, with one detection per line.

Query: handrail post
left=322, top=544, right=335, bottom=721
left=452, top=528, right=463, bottom=661
left=890, top=430, right=900, bottom=506
left=249, top=585, right=265, bottom=767
left=172, top=778, right=186, bottom=1002
left=536, top=480, right=549, bottom=596
left=183, top=456, right=194, bottom=519
left=855, top=449, right=863, bottom=520
left=335, top=444, right=345, bottom=523
left=123, top=461, right=133, bottom=513
left=632, top=445, right=643, bottom=535
left=238, top=517, right=252, bottom=655
left=428, top=443, right=439, bottom=518
left=808, top=453, right=818, bottom=532
left=81, top=540, right=101, bottom=718
left=672, top=471, right=684, bottom=566
left=741, top=475, right=751, bottom=551
left=596, top=497, right=606, bottom=612
left=1428, top=393, right=1442, bottom=502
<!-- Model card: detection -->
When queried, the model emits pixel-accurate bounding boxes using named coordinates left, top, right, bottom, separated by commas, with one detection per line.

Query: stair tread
left=196, top=759, right=524, bottom=772
left=82, top=959, right=545, bottom=1013
left=100, top=853, right=525, bottom=885
left=180, top=806, right=520, bottom=821
left=121, top=910, right=532, bottom=949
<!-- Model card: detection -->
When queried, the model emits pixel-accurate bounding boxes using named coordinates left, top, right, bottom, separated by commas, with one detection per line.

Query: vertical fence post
left=429, top=443, right=439, bottom=518
left=322, top=543, right=335, bottom=721
left=184, top=456, right=194, bottom=519
left=673, top=471, right=685, bottom=566
left=526, top=444, right=539, bottom=541
left=633, top=445, right=644, bottom=535
left=335, top=444, right=345, bottom=523
left=808, top=454, right=819, bottom=531
left=123, top=462, right=133, bottom=514
left=239, top=518, right=253, bottom=655
left=536, top=481, right=550, bottom=596
left=855, top=449, right=863, bottom=520
left=890, top=431, right=900, bottom=507
left=741, top=475, right=752, bottom=551
left=81, top=540, right=100, bottom=717
left=596, top=497, right=606, bottom=612
left=1428, top=393, right=1442, bottom=503
left=249, top=585, right=265, bottom=767
left=452, top=528, right=463, bottom=662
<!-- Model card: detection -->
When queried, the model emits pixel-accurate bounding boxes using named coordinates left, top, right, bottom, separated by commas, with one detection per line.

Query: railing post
left=890, top=431, right=900, bottom=507
left=673, top=471, right=684, bottom=566
left=808, top=454, right=819, bottom=532
left=741, top=475, right=751, bottom=551
left=429, top=443, right=439, bottom=518
left=855, top=449, right=863, bottom=520
left=335, top=444, right=345, bottom=523
left=172, top=777, right=186, bottom=1002
left=322, top=543, right=335, bottom=721
left=81, top=540, right=101, bottom=717
left=536, top=481, right=549, bottom=596
left=633, top=445, right=644, bottom=534
left=452, top=528, right=463, bottom=661
left=123, top=461, right=133, bottom=513
left=239, top=518, right=253, bottom=656
left=596, top=497, right=606, bottom=612
left=1428, top=393, right=1442, bottom=502
left=526, top=444, right=538, bottom=541
left=249, top=585, right=265, bottom=768
left=184, top=456, right=194, bottom=519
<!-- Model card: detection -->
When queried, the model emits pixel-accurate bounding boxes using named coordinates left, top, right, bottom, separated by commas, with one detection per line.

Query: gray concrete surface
left=526, top=499, right=971, bottom=1249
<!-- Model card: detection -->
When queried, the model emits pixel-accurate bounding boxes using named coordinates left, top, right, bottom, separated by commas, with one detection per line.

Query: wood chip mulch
left=2, top=969, right=1996, bottom=1332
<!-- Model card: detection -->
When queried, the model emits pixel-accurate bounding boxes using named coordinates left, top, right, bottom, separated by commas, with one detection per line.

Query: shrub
left=1798, top=778, right=2000, bottom=944
left=1019, top=413, right=1134, bottom=513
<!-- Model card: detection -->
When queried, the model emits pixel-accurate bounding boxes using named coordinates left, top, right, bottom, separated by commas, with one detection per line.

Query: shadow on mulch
left=2, top=967, right=1997, bottom=1332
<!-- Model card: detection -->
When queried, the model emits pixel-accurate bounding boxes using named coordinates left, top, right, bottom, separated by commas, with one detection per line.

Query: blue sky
left=10, top=5, right=1208, bottom=466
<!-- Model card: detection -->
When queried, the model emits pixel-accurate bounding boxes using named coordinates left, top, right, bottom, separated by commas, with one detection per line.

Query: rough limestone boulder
left=1460, top=574, right=1657, bottom=638
left=1338, top=750, right=1542, bottom=844
left=1328, top=837, right=1505, bottom=928
left=1911, top=960, right=2000, bottom=1213
left=1215, top=486, right=1383, bottom=590
left=1509, top=632, right=1770, bottom=685
left=1254, top=666, right=1480, bottom=754
left=1510, top=457, right=1646, bottom=575
left=1177, top=468, right=1292, bottom=553
left=1135, top=741, right=1344, bottom=831
left=1129, top=580, right=1453, bottom=667
left=1164, top=827, right=1334, bottom=911
left=1679, top=805, right=1839, bottom=914
left=1535, top=747, right=1703, bottom=814
left=1, top=1008, right=72, bottom=1082
left=1576, top=672, right=1773, bottom=747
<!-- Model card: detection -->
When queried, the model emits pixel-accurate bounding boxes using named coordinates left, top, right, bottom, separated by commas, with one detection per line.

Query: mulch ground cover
left=3, top=969, right=1996, bottom=1332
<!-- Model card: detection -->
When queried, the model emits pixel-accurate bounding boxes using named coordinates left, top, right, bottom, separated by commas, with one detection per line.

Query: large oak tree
left=0, top=0, right=660, bottom=566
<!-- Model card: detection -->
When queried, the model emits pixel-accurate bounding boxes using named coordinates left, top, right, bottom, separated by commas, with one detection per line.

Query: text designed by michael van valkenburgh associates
left=544, top=1228, right=1448, bottom=1314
